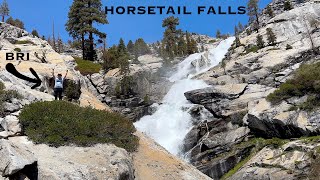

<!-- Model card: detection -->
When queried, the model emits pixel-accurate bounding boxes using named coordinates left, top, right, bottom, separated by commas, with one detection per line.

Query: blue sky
left=5, top=0, right=271, bottom=46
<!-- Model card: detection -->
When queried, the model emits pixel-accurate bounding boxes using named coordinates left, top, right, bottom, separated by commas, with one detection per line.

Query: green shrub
left=14, top=40, right=35, bottom=45
left=64, top=80, right=81, bottom=101
left=19, top=101, right=138, bottom=152
left=74, top=57, right=102, bottom=75
left=14, top=48, right=21, bottom=52
left=0, top=82, right=22, bottom=116
left=241, top=45, right=259, bottom=56
left=209, top=39, right=217, bottom=43
left=267, top=62, right=320, bottom=108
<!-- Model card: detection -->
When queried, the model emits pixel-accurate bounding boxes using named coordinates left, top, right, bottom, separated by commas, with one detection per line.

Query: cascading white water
left=134, top=37, right=235, bottom=155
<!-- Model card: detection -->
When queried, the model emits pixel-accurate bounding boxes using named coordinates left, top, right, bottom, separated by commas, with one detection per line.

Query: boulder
left=185, top=84, right=248, bottom=105
left=7, top=136, right=135, bottom=180
left=0, top=115, right=21, bottom=137
left=246, top=99, right=320, bottom=138
left=0, top=139, right=37, bottom=177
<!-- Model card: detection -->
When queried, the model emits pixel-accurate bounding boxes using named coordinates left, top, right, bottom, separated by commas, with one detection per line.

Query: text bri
left=6, top=53, right=30, bottom=61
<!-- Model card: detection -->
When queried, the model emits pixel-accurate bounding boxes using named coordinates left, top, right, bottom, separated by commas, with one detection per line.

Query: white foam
left=134, top=37, right=235, bottom=155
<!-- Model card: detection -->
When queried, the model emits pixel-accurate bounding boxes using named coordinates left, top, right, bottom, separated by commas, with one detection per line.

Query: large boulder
left=0, top=115, right=21, bottom=137
left=246, top=98, right=320, bottom=138
left=0, top=139, right=37, bottom=177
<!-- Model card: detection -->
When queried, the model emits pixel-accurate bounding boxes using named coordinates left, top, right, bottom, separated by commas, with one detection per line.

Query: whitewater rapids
left=134, top=37, right=235, bottom=155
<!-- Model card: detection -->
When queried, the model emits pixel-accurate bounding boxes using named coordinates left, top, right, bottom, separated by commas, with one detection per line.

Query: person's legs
left=54, top=88, right=58, bottom=100
left=58, top=88, right=63, bottom=100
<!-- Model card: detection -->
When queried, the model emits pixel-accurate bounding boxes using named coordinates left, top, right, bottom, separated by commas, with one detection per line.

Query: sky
left=5, top=0, right=272, bottom=46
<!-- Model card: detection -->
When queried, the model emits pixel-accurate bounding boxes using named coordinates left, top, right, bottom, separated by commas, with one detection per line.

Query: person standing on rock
left=52, top=69, right=68, bottom=100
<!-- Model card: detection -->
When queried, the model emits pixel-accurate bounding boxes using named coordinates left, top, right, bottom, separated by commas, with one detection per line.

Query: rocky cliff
left=181, top=1, right=320, bottom=179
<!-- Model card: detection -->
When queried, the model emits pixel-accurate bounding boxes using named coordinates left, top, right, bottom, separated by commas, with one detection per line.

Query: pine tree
left=284, top=0, right=293, bottom=11
left=189, top=39, right=198, bottom=54
left=118, top=38, right=130, bottom=74
left=31, top=29, right=39, bottom=38
left=177, top=34, right=187, bottom=56
left=247, top=0, right=260, bottom=32
left=134, top=38, right=150, bottom=56
left=266, top=28, right=277, bottom=45
left=102, top=45, right=119, bottom=71
left=234, top=25, right=239, bottom=36
left=127, top=40, right=134, bottom=54
left=57, top=35, right=64, bottom=53
left=162, top=16, right=180, bottom=61
left=266, top=5, right=274, bottom=18
left=235, top=36, right=241, bottom=47
left=238, top=22, right=244, bottom=33
left=216, top=29, right=221, bottom=38
left=0, top=0, right=9, bottom=22
left=66, top=0, right=108, bottom=61
left=6, top=17, right=24, bottom=29
left=256, top=34, right=265, bottom=49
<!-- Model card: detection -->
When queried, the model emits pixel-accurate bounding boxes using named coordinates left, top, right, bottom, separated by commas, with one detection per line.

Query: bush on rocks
left=19, top=101, right=138, bottom=152
left=267, top=62, right=320, bottom=110
left=0, top=81, right=22, bottom=116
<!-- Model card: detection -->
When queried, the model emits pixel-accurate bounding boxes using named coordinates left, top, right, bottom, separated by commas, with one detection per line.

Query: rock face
left=7, top=137, right=134, bottom=180
left=246, top=99, right=320, bottom=138
left=181, top=2, right=320, bottom=179
left=229, top=140, right=319, bottom=180
left=133, top=132, right=212, bottom=180
left=86, top=62, right=172, bottom=121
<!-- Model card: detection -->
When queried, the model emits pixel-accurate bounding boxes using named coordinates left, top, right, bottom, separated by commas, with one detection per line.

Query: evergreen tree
left=235, top=36, right=241, bottom=47
left=197, top=36, right=201, bottom=43
left=134, top=38, right=150, bottom=56
left=162, top=16, right=180, bottom=61
left=189, top=39, right=198, bottom=54
left=6, top=17, right=24, bottom=29
left=0, top=0, right=9, bottom=22
left=266, top=5, right=274, bottom=18
left=185, top=32, right=198, bottom=55
left=266, top=28, right=277, bottom=45
left=284, top=0, right=293, bottom=11
left=234, top=25, right=239, bottom=36
left=238, top=22, right=244, bottom=33
left=256, top=34, right=265, bottom=49
left=31, top=29, right=39, bottom=38
left=66, top=0, right=108, bottom=61
left=118, top=38, right=130, bottom=74
left=102, top=45, right=119, bottom=71
left=177, top=34, right=187, bottom=56
left=247, top=0, right=260, bottom=32
left=216, top=29, right=221, bottom=38
left=127, top=40, right=134, bottom=54
left=57, top=36, right=64, bottom=53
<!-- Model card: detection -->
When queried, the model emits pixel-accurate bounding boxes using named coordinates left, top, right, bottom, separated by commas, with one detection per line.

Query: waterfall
left=134, top=37, right=235, bottom=156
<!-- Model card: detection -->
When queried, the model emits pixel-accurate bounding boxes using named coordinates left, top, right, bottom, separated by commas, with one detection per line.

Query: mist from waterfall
left=134, top=37, right=235, bottom=155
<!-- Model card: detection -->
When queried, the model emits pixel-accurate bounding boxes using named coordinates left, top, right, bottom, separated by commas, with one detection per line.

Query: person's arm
left=64, top=70, right=68, bottom=79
